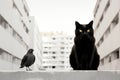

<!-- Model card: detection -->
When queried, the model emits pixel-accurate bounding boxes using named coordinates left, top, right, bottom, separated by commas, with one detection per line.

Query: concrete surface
left=0, top=71, right=120, bottom=80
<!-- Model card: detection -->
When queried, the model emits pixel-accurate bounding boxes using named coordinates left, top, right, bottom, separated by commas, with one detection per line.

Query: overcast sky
left=27, top=0, right=97, bottom=35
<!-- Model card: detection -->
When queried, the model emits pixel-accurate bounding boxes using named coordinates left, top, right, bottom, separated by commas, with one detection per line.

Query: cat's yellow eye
left=79, top=29, right=82, bottom=32
left=87, top=29, right=90, bottom=32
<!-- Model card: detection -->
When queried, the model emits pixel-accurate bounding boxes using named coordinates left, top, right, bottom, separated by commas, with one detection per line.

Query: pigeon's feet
left=28, top=68, right=32, bottom=71
left=26, top=67, right=32, bottom=71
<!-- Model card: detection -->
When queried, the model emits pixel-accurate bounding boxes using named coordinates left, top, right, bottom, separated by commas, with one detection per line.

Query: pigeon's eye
left=87, top=29, right=90, bottom=32
left=79, top=29, right=82, bottom=32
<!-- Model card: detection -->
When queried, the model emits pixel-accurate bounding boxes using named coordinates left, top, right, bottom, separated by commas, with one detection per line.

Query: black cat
left=70, top=21, right=100, bottom=70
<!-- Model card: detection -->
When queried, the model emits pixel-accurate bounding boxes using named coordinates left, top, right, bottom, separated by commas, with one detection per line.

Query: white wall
left=0, top=0, right=30, bottom=70
left=29, top=17, right=42, bottom=71
left=94, top=0, right=120, bottom=70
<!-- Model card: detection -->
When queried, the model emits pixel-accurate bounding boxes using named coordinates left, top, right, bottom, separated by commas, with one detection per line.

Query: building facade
left=29, top=17, right=42, bottom=71
left=41, top=32, right=74, bottom=71
left=94, top=0, right=120, bottom=70
left=0, top=0, right=31, bottom=70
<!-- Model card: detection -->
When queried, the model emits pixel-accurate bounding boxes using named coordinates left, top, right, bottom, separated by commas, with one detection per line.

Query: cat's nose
left=83, top=32, right=87, bottom=35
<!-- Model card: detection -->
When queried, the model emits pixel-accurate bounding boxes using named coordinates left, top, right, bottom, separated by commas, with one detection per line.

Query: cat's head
left=75, top=21, right=94, bottom=37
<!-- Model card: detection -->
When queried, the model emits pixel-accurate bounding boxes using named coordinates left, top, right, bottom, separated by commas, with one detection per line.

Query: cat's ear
left=88, top=20, right=93, bottom=27
left=75, top=21, right=82, bottom=29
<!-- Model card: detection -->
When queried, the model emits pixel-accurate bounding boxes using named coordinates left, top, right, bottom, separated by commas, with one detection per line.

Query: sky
left=27, top=0, right=97, bottom=35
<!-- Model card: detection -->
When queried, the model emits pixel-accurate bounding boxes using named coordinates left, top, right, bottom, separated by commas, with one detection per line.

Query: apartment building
left=41, top=32, right=74, bottom=71
left=94, top=0, right=120, bottom=70
left=0, top=0, right=31, bottom=70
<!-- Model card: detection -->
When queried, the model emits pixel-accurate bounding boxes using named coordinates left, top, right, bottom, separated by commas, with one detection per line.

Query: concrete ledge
left=0, top=71, right=120, bottom=80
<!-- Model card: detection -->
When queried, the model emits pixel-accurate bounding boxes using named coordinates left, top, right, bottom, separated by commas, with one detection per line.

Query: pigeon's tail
left=20, top=65, right=24, bottom=68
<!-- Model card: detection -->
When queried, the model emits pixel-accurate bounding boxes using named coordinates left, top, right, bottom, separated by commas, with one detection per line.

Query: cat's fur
left=70, top=21, right=100, bottom=70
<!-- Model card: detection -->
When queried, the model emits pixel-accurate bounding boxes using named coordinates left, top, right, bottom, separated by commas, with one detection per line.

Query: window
left=52, top=52, right=56, bottom=54
left=94, top=4, right=99, bottom=17
left=7, top=25, right=13, bottom=35
left=104, top=55, right=110, bottom=64
left=24, top=6, right=29, bottom=16
left=25, top=27, right=29, bottom=33
left=97, top=36, right=104, bottom=47
left=44, top=47, right=48, bottom=49
left=0, top=16, right=10, bottom=30
left=104, top=27, right=110, bottom=39
left=0, top=15, right=28, bottom=49
left=95, top=22, right=100, bottom=31
left=101, top=48, right=120, bottom=65
left=103, top=13, right=119, bottom=39
left=104, top=0, right=110, bottom=12
left=13, top=2, right=22, bottom=16
left=109, top=56, right=111, bottom=63
left=111, top=13, right=119, bottom=27
left=52, top=56, right=56, bottom=59
left=70, top=37, right=72, bottom=40
left=60, top=47, right=64, bottom=49
left=52, top=66, right=56, bottom=69
left=43, top=51, right=48, bottom=54
left=0, top=15, right=3, bottom=24
left=111, top=49, right=119, bottom=61
left=44, top=66, right=48, bottom=68
left=29, top=20, right=31, bottom=22
left=0, top=18, right=8, bottom=29
left=61, top=61, right=64, bottom=64
left=100, top=15, right=103, bottom=22
left=100, top=58, right=104, bottom=65
left=52, top=37, right=56, bottom=40
left=0, top=48, right=21, bottom=64
left=21, top=20, right=29, bottom=33
left=61, top=51, right=64, bottom=54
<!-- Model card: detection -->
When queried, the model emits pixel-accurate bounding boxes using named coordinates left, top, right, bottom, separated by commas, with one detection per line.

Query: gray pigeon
left=20, top=49, right=35, bottom=71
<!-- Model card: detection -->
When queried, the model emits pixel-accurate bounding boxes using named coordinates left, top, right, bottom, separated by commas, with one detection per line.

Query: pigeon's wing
left=33, top=55, right=35, bottom=63
left=21, top=55, right=28, bottom=66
